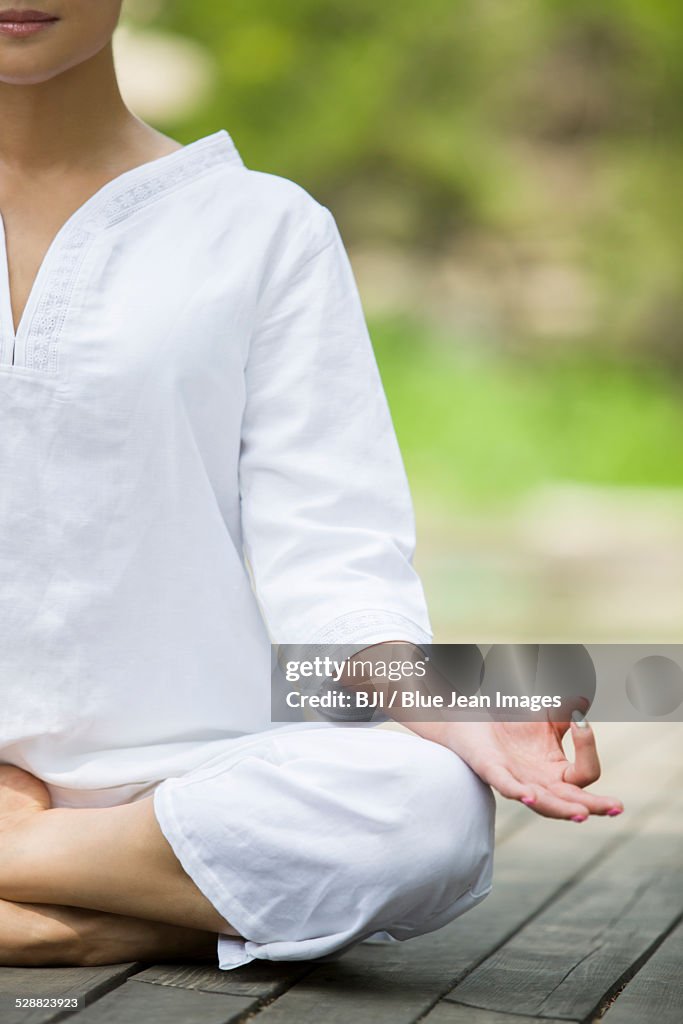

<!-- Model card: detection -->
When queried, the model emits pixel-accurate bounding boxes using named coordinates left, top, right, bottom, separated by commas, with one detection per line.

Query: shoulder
left=212, top=162, right=338, bottom=259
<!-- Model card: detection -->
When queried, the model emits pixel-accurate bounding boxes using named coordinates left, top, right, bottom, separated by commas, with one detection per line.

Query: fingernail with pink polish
left=607, top=807, right=623, bottom=817
left=521, top=796, right=535, bottom=806
left=571, top=815, right=587, bottom=823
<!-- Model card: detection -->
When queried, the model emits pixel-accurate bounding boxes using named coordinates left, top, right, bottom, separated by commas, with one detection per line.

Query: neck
left=0, top=44, right=140, bottom=172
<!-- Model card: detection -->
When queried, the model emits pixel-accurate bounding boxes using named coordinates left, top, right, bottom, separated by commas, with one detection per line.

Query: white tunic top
left=0, top=130, right=431, bottom=798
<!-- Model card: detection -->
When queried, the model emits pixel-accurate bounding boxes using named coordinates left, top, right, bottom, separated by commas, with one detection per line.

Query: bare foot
left=0, top=898, right=217, bottom=967
left=0, top=766, right=51, bottom=833
left=0, top=899, right=79, bottom=966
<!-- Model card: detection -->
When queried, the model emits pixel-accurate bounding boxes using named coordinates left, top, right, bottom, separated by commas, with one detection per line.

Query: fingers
left=484, top=766, right=592, bottom=821
left=563, top=718, right=601, bottom=787
left=550, top=781, right=624, bottom=817
left=483, top=764, right=535, bottom=804
left=520, top=781, right=624, bottom=821
left=517, top=784, right=591, bottom=821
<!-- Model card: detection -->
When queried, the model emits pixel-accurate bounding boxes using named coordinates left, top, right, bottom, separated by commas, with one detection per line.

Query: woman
left=0, top=2, right=622, bottom=969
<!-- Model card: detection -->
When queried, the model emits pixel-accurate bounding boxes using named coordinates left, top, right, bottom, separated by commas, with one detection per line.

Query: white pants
left=153, top=724, right=496, bottom=969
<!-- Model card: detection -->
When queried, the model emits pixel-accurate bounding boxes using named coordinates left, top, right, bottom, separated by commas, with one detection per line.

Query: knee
left=386, top=737, right=495, bottom=928
left=425, top=740, right=495, bottom=883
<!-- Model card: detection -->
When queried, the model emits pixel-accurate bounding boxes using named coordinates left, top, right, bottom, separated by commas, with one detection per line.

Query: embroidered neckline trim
left=23, top=131, right=243, bottom=374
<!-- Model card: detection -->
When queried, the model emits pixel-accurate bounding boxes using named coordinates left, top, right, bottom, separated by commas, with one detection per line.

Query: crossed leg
left=0, top=766, right=234, bottom=966
left=1, top=729, right=498, bottom=968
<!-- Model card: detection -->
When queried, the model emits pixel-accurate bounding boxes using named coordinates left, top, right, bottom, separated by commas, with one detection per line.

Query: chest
left=0, top=192, right=256, bottom=388
left=0, top=198, right=79, bottom=333
left=0, top=137, right=258, bottom=382
left=0, top=194, right=258, bottom=520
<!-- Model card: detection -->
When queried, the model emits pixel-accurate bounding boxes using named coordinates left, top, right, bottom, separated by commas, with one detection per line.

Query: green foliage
left=140, top=1, right=683, bottom=364
left=371, top=317, right=683, bottom=507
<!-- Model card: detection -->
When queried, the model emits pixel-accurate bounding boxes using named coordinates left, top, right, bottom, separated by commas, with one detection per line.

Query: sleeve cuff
left=305, top=608, right=432, bottom=648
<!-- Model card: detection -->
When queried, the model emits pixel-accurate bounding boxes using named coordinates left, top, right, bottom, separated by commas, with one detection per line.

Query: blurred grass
left=372, top=317, right=683, bottom=509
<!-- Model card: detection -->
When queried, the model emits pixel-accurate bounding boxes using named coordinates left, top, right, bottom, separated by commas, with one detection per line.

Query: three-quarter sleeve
left=238, top=199, right=432, bottom=646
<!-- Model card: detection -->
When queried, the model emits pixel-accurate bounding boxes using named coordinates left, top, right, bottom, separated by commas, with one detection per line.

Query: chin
left=0, top=35, right=113, bottom=85
left=0, top=53, right=84, bottom=86
left=0, top=69, right=62, bottom=85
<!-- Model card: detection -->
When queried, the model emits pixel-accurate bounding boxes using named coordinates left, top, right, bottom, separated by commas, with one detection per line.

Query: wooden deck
left=2, top=722, right=682, bottom=1024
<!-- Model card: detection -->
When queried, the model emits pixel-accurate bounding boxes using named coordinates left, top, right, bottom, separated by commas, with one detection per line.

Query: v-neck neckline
left=0, top=130, right=242, bottom=374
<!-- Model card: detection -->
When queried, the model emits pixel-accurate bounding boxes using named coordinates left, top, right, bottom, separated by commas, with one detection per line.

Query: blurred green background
left=118, top=0, right=683, bottom=640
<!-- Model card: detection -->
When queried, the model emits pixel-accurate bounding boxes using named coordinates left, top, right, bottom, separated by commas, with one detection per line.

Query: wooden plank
left=240, top=940, right=567, bottom=1024
left=247, top=737, right=683, bottom=1024
left=0, top=964, right=139, bottom=1024
left=132, top=960, right=311, bottom=999
left=422, top=1003, right=568, bottom=1024
left=229, top=940, right=465, bottom=1024
left=69, top=979, right=254, bottom=1024
left=600, top=917, right=683, bottom=1024
left=444, top=727, right=683, bottom=979
left=240, top=801, right=626, bottom=1024
left=446, top=791, right=683, bottom=1021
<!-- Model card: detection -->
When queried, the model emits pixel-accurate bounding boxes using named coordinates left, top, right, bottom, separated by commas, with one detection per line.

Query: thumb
left=563, top=715, right=601, bottom=787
